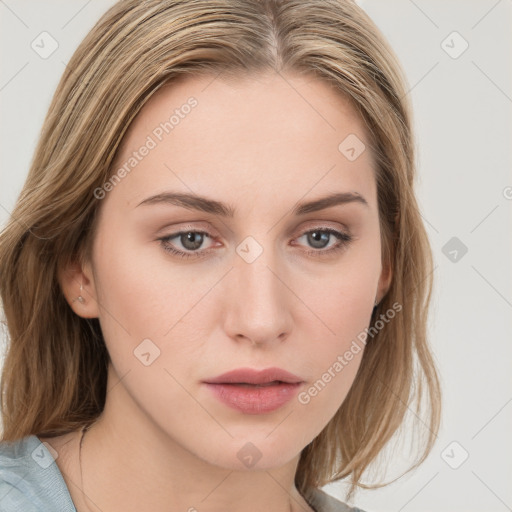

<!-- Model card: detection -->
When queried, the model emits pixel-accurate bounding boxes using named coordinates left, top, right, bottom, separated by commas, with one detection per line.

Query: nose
left=222, top=245, right=293, bottom=347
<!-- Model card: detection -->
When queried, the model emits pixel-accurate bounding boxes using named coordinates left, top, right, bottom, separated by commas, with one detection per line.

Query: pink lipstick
left=203, top=367, right=303, bottom=414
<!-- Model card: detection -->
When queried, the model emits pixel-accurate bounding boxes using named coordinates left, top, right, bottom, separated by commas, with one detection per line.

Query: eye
left=293, top=227, right=353, bottom=257
left=159, top=230, right=215, bottom=259
left=158, top=226, right=353, bottom=260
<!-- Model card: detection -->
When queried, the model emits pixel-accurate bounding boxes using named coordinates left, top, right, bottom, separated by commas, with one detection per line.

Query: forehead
left=109, top=70, right=377, bottom=210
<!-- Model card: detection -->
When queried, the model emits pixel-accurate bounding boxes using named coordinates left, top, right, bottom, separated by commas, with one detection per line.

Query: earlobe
left=58, top=260, right=100, bottom=319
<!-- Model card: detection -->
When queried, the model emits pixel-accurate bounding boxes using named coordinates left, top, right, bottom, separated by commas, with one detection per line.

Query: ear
left=58, top=258, right=100, bottom=319
left=375, top=256, right=393, bottom=305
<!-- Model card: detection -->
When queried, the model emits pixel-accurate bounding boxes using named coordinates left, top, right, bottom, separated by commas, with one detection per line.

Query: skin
left=50, top=70, right=392, bottom=512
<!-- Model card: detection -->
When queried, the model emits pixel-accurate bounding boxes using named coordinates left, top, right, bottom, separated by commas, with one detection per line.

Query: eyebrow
left=136, top=191, right=368, bottom=216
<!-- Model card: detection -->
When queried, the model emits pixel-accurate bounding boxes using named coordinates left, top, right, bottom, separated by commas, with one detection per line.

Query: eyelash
left=158, top=227, right=353, bottom=260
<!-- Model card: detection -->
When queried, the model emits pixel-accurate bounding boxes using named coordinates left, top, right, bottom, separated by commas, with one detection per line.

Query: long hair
left=0, top=0, right=441, bottom=501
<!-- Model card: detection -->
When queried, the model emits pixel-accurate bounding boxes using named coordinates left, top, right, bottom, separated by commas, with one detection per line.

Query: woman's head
left=0, top=0, right=440, bottom=501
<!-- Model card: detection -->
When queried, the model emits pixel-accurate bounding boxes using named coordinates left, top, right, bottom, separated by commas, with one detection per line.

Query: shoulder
left=307, top=487, right=368, bottom=512
left=0, top=434, right=76, bottom=512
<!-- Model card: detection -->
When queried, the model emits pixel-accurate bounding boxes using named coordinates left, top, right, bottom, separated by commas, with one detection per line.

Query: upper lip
left=203, top=367, right=303, bottom=385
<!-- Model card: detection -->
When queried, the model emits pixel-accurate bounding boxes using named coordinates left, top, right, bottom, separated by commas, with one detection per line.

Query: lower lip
left=203, top=382, right=302, bottom=414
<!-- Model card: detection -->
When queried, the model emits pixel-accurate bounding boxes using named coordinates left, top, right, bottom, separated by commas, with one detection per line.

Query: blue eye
left=158, top=227, right=353, bottom=260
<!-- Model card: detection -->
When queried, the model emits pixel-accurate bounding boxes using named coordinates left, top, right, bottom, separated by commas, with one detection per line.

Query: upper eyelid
left=162, top=224, right=349, bottom=238
left=160, top=219, right=350, bottom=237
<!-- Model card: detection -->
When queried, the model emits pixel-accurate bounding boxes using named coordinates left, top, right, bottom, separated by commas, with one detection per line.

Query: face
left=71, top=70, right=391, bottom=471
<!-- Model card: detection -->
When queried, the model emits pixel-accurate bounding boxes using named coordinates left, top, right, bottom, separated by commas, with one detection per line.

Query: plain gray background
left=1, top=1, right=511, bottom=511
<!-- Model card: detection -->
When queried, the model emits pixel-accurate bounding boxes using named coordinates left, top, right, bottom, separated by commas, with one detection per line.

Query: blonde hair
left=0, top=0, right=441, bottom=502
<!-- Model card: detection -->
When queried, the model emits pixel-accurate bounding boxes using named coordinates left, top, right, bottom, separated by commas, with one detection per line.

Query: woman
left=0, top=1, right=441, bottom=511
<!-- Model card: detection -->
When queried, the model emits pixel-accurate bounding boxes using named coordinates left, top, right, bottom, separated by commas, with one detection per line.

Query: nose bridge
left=224, top=236, right=292, bottom=344
left=239, top=251, right=281, bottom=309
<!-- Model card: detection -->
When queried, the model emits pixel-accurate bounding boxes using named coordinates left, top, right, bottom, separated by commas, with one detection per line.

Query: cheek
left=294, top=280, right=371, bottom=431
left=91, top=221, right=222, bottom=391
left=90, top=229, right=201, bottom=404
left=292, top=240, right=380, bottom=417
left=306, top=238, right=381, bottom=339
left=92, top=223, right=195, bottom=337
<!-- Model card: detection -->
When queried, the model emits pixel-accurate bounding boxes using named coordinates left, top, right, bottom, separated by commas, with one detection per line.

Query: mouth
left=202, top=369, right=304, bottom=414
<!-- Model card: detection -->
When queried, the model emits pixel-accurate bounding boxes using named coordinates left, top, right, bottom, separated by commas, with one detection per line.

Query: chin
left=191, top=433, right=302, bottom=471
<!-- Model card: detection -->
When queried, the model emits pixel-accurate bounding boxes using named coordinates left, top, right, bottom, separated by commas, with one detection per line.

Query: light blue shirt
left=0, top=434, right=366, bottom=512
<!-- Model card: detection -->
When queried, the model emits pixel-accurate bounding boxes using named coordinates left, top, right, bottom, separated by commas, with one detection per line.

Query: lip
left=203, top=367, right=303, bottom=385
left=203, top=367, right=304, bottom=414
